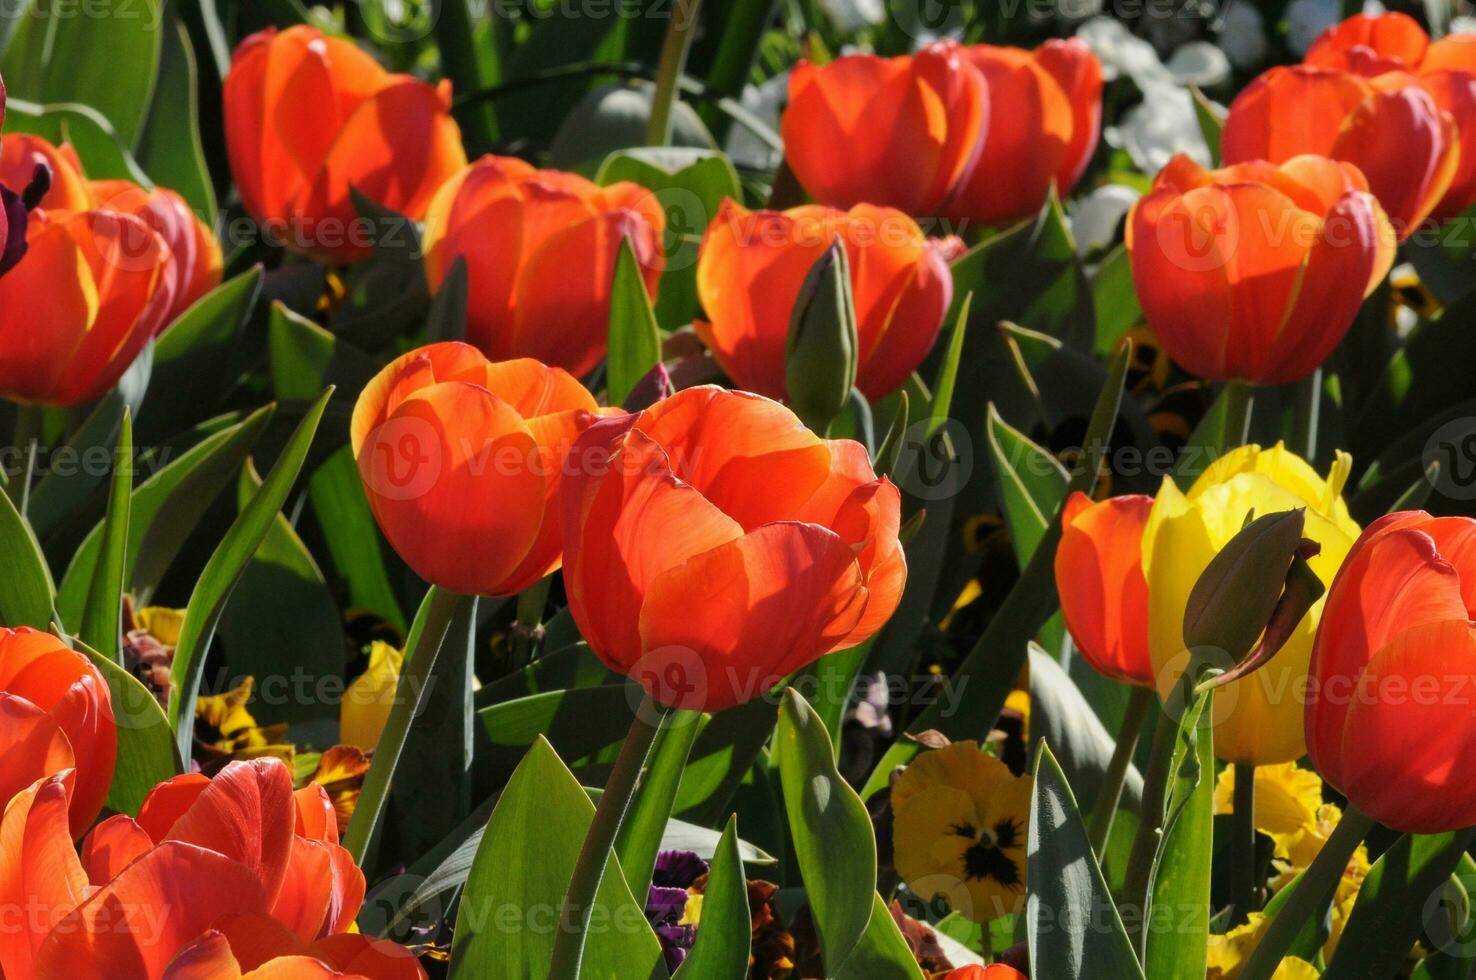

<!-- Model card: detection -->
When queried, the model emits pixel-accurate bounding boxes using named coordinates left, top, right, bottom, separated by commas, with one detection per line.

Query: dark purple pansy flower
left=645, top=851, right=708, bottom=972
left=652, top=849, right=708, bottom=889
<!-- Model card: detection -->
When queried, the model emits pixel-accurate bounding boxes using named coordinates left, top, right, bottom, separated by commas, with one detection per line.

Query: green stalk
left=1121, top=702, right=1178, bottom=956
left=1291, top=367, right=1321, bottom=461
left=511, top=574, right=552, bottom=669
left=1229, top=762, right=1258, bottom=925
left=433, top=0, right=500, bottom=148
left=645, top=0, right=703, bottom=146
left=1087, top=685, right=1152, bottom=858
left=1239, top=806, right=1376, bottom=980
left=1220, top=379, right=1255, bottom=451
left=7, top=403, right=41, bottom=509
left=343, top=586, right=469, bottom=864
left=547, top=692, right=671, bottom=980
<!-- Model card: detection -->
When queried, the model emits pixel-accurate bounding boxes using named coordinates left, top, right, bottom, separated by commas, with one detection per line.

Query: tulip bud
left=786, top=241, right=858, bottom=433
left=1183, top=508, right=1307, bottom=671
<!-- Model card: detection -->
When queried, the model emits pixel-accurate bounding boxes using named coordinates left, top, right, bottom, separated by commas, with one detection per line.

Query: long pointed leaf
left=0, top=482, right=56, bottom=629
left=672, top=817, right=752, bottom=980
left=78, top=408, right=132, bottom=663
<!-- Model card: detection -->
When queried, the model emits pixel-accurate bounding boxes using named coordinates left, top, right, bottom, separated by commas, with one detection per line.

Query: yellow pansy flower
left=341, top=640, right=404, bottom=750
left=1142, top=443, right=1361, bottom=764
left=1213, top=762, right=1324, bottom=860
left=194, top=676, right=293, bottom=763
left=1208, top=916, right=1318, bottom=979
left=892, top=740, right=1031, bottom=924
left=134, top=605, right=185, bottom=646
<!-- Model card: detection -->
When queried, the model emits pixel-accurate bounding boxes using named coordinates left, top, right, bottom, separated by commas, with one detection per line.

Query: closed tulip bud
left=0, top=207, right=172, bottom=406
left=1307, top=511, right=1476, bottom=832
left=785, top=241, right=857, bottom=432
left=1054, top=492, right=1154, bottom=687
left=561, top=387, right=906, bottom=712
left=352, top=342, right=610, bottom=597
left=1182, top=508, right=1308, bottom=667
left=422, top=155, right=665, bottom=379
left=88, top=181, right=222, bottom=328
left=1224, top=61, right=1460, bottom=234
left=223, top=25, right=466, bottom=264
left=1127, top=153, right=1394, bottom=385
left=696, top=200, right=953, bottom=404
left=1142, top=444, right=1359, bottom=764
left=0, top=628, right=116, bottom=837
left=781, top=41, right=987, bottom=216
left=945, top=40, right=1103, bottom=226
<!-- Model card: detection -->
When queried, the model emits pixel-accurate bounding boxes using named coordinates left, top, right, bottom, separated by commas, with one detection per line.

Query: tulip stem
left=1238, top=805, right=1376, bottom=980
left=512, top=574, right=552, bottom=668
left=645, top=0, right=702, bottom=145
left=1121, top=699, right=1179, bottom=958
left=1292, top=368, right=1321, bottom=460
left=1087, top=685, right=1152, bottom=858
left=343, top=585, right=469, bottom=867
left=1220, top=380, right=1255, bottom=451
left=6, top=403, right=40, bottom=509
left=548, top=691, right=670, bottom=980
left=1229, top=762, right=1258, bottom=925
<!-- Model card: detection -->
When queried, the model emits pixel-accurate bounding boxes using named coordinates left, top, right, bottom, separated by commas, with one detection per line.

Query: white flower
left=1216, top=2, right=1268, bottom=70
left=1078, top=16, right=1175, bottom=88
left=1069, top=184, right=1142, bottom=255
left=1113, top=85, right=1217, bottom=173
left=1166, top=41, right=1232, bottom=88
left=815, top=0, right=885, bottom=33
left=725, top=72, right=788, bottom=171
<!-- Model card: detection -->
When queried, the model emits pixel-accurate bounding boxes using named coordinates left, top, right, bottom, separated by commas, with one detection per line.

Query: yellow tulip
left=341, top=641, right=404, bottom=750
left=1142, top=443, right=1360, bottom=764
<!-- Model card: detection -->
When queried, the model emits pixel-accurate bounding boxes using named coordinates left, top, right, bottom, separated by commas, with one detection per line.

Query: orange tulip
left=0, top=205, right=172, bottom=405
left=0, top=628, right=115, bottom=837
left=90, top=181, right=223, bottom=326
left=223, top=25, right=466, bottom=264
left=0, top=759, right=422, bottom=978
left=1054, top=492, right=1154, bottom=687
left=561, top=387, right=905, bottom=712
left=938, top=968, right=1027, bottom=980
left=945, top=40, right=1103, bottom=225
left=1307, top=511, right=1476, bottom=833
left=781, top=41, right=987, bottom=217
left=1223, top=63, right=1460, bottom=234
left=352, top=342, right=609, bottom=597
left=1301, top=12, right=1476, bottom=220
left=0, top=133, right=92, bottom=212
left=421, top=155, right=666, bottom=379
left=694, top=199, right=953, bottom=402
left=1126, top=153, right=1394, bottom=385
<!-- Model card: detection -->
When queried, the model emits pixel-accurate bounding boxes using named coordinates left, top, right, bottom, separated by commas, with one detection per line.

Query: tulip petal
left=293, top=784, right=338, bottom=844
left=1331, top=85, right=1458, bottom=235
left=1223, top=66, right=1373, bottom=164
left=163, top=930, right=246, bottom=980
left=81, top=814, right=155, bottom=885
left=1304, top=11, right=1429, bottom=71
left=137, top=772, right=212, bottom=841
left=1418, top=69, right=1476, bottom=219
left=270, top=837, right=336, bottom=942
left=1036, top=38, right=1103, bottom=191
left=1055, top=492, right=1155, bottom=685
left=1422, top=33, right=1476, bottom=74
left=0, top=772, right=87, bottom=979
left=0, top=215, right=99, bottom=403
left=0, top=694, right=77, bottom=820
left=636, top=522, right=867, bottom=711
left=855, top=232, right=952, bottom=400
left=0, top=133, right=93, bottom=211
left=163, top=758, right=297, bottom=906
left=308, top=933, right=428, bottom=979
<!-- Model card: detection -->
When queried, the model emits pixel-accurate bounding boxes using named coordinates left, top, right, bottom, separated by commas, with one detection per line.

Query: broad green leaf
left=616, top=710, right=703, bottom=899
left=426, top=256, right=470, bottom=343
left=775, top=688, right=877, bottom=972
left=448, top=737, right=667, bottom=979
left=1143, top=687, right=1213, bottom=978
left=476, top=684, right=637, bottom=784
left=1028, top=743, right=1144, bottom=979
left=1324, top=828, right=1476, bottom=979
left=57, top=405, right=272, bottom=624
left=138, top=267, right=263, bottom=445
left=76, top=637, right=180, bottom=814
left=674, top=695, right=778, bottom=825
left=1090, top=245, right=1141, bottom=357
left=2, top=0, right=163, bottom=146
left=834, top=893, right=927, bottom=980
left=928, top=294, right=969, bottom=438
left=1258, top=867, right=1331, bottom=964
left=0, top=486, right=56, bottom=629
left=1027, top=646, right=1141, bottom=815
left=217, top=461, right=345, bottom=724
left=27, top=390, right=125, bottom=542
left=169, top=388, right=331, bottom=754
left=78, top=409, right=132, bottom=662
left=606, top=240, right=663, bottom=406
left=987, top=404, right=1068, bottom=567
left=135, top=15, right=216, bottom=218
left=672, top=817, right=752, bottom=980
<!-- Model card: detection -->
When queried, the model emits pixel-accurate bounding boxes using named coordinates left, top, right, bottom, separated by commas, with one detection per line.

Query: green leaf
left=217, top=460, right=345, bottom=725
left=927, top=294, right=969, bottom=438
left=135, top=14, right=216, bottom=219
left=1, top=97, right=152, bottom=183
left=168, top=388, right=331, bottom=754
left=76, top=637, right=180, bottom=814
left=834, top=893, right=927, bottom=980
left=1090, top=245, right=1142, bottom=357
left=138, top=267, right=263, bottom=445
left=796, top=637, right=875, bottom=749
left=426, top=256, right=470, bottom=343
left=2, top=0, right=163, bottom=146
left=475, top=684, right=637, bottom=784
left=987, top=404, right=1068, bottom=568
left=1027, top=646, right=1141, bottom=816
left=1324, top=828, right=1476, bottom=979
left=26, top=391, right=126, bottom=542
left=672, top=817, right=752, bottom=980
left=616, top=710, right=703, bottom=900
left=1143, top=687, right=1213, bottom=978
left=606, top=239, right=663, bottom=406
left=449, top=737, right=667, bottom=979
left=57, top=405, right=272, bottom=624
left=78, top=409, right=132, bottom=662
left=1189, top=85, right=1224, bottom=166
left=0, top=486, right=56, bottom=629
left=1028, top=742, right=1145, bottom=980
left=775, top=688, right=877, bottom=973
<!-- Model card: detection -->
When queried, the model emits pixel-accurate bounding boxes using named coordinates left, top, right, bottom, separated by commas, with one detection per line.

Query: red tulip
left=1, top=759, right=421, bottom=978
left=1307, top=511, right=1476, bottom=833
left=224, top=25, right=466, bottom=264
left=1126, top=153, right=1394, bottom=385
left=1054, top=492, right=1154, bottom=687
left=0, top=133, right=92, bottom=212
left=694, top=199, right=953, bottom=402
left=561, top=387, right=905, bottom=712
left=89, top=180, right=223, bottom=326
left=352, top=342, right=610, bottom=597
left=1223, top=63, right=1460, bottom=234
left=0, top=628, right=115, bottom=837
left=782, top=41, right=987, bottom=217
left=421, top=155, right=666, bottom=378
left=945, top=40, right=1103, bottom=225
left=938, top=967, right=1027, bottom=980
